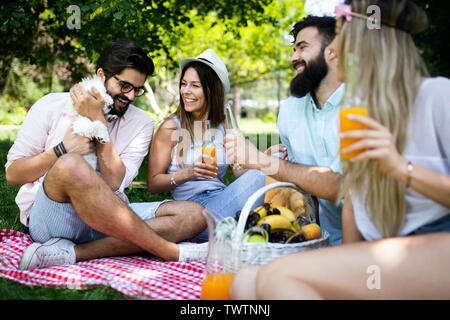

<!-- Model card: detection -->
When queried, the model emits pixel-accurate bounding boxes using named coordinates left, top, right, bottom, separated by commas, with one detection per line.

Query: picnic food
left=257, top=214, right=295, bottom=231
left=264, top=176, right=308, bottom=218
left=302, top=223, right=322, bottom=241
left=239, top=203, right=322, bottom=244
left=247, top=234, right=266, bottom=243
left=271, top=205, right=296, bottom=222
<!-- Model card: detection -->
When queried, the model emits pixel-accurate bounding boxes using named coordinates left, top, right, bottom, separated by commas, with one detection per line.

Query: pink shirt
left=5, top=92, right=154, bottom=226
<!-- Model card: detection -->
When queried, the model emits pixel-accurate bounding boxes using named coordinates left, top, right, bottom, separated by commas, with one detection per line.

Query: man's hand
left=265, top=144, right=288, bottom=160
left=224, top=133, right=276, bottom=171
left=69, top=83, right=105, bottom=123
left=62, top=128, right=95, bottom=155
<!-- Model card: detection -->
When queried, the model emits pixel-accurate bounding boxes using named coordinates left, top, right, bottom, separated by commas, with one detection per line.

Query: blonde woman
left=227, top=0, right=450, bottom=299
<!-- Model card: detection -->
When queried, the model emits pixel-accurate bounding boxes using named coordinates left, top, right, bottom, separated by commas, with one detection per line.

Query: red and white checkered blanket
left=0, top=229, right=205, bottom=300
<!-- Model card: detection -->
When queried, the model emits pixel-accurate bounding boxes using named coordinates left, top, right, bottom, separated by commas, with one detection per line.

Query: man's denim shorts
left=28, top=183, right=170, bottom=244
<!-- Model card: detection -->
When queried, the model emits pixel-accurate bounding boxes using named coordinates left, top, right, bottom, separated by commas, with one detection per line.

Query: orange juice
left=202, top=146, right=218, bottom=172
left=339, top=107, right=367, bottom=160
left=200, top=273, right=235, bottom=300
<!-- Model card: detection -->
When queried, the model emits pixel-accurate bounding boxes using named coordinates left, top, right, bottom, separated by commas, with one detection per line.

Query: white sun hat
left=179, top=49, right=230, bottom=93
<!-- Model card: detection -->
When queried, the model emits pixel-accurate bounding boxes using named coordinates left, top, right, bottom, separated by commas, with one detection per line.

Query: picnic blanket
left=0, top=229, right=206, bottom=300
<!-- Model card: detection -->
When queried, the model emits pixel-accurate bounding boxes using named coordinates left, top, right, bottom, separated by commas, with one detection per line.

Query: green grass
left=0, top=120, right=278, bottom=299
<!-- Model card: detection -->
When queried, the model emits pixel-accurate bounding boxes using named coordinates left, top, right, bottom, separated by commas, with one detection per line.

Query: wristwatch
left=170, top=175, right=178, bottom=187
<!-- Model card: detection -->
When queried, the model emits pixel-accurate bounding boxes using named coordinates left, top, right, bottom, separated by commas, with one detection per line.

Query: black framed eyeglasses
left=113, top=75, right=146, bottom=97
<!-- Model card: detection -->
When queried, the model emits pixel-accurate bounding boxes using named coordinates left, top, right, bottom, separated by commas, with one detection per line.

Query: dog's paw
left=106, top=114, right=118, bottom=123
left=92, top=120, right=110, bottom=144
left=97, top=136, right=109, bottom=144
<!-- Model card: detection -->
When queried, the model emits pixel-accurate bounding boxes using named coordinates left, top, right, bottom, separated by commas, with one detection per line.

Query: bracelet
left=406, top=161, right=413, bottom=188
left=59, top=142, right=67, bottom=154
left=170, top=175, right=178, bottom=187
left=53, top=145, right=62, bottom=158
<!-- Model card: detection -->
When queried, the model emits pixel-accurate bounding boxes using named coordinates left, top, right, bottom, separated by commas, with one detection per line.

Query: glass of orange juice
left=202, top=120, right=218, bottom=174
left=202, top=145, right=218, bottom=173
left=339, top=107, right=367, bottom=160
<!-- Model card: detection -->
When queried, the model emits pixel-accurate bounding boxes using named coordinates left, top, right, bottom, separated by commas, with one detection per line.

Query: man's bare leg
left=74, top=201, right=207, bottom=261
left=43, top=154, right=193, bottom=261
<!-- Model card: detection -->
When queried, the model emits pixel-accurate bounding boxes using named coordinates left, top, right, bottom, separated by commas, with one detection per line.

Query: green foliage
left=263, top=112, right=277, bottom=123
left=0, top=0, right=273, bottom=84
left=0, top=58, right=67, bottom=125
left=411, top=0, right=450, bottom=77
left=159, top=0, right=305, bottom=86
left=0, top=100, right=27, bottom=125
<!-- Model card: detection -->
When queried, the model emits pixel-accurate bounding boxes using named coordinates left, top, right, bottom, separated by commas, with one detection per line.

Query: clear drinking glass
left=224, top=103, right=246, bottom=171
left=339, top=53, right=367, bottom=160
left=202, top=120, right=218, bottom=174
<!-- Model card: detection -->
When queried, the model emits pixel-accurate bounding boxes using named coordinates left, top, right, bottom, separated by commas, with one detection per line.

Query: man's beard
left=107, top=94, right=131, bottom=118
left=289, top=49, right=328, bottom=98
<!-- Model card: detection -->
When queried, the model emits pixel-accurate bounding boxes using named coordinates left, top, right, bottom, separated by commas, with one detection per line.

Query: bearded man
left=278, top=16, right=344, bottom=245
left=225, top=16, right=344, bottom=245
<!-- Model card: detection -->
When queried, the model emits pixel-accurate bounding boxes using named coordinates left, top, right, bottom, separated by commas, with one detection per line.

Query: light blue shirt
left=277, top=84, right=345, bottom=245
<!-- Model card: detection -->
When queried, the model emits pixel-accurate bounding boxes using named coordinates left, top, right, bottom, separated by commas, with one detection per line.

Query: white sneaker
left=18, top=238, right=76, bottom=270
left=177, top=241, right=209, bottom=262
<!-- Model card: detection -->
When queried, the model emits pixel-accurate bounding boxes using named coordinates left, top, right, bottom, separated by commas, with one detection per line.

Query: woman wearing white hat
left=142, top=49, right=266, bottom=242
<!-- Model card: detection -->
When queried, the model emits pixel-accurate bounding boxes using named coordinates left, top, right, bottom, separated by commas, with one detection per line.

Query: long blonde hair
left=337, top=0, right=429, bottom=237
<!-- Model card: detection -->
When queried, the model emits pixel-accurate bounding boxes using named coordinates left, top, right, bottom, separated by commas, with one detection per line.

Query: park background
left=0, top=0, right=448, bottom=299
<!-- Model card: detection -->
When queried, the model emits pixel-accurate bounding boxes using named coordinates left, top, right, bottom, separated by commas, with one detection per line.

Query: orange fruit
left=302, top=223, right=322, bottom=241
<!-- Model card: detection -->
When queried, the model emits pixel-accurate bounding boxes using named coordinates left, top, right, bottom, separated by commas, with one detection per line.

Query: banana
left=271, top=205, right=296, bottom=222
left=253, top=203, right=271, bottom=219
left=257, top=214, right=294, bottom=231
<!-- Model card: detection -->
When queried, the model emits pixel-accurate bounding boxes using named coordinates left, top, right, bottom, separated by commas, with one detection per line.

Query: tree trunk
left=232, top=85, right=241, bottom=122
left=144, top=82, right=164, bottom=122
left=0, top=56, right=13, bottom=96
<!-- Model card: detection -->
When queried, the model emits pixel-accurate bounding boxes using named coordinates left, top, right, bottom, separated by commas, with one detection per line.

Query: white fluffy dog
left=54, top=75, right=118, bottom=170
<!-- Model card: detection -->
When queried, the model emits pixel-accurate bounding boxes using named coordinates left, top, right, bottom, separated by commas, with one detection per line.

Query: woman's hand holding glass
left=186, top=155, right=218, bottom=180
left=339, top=113, right=407, bottom=179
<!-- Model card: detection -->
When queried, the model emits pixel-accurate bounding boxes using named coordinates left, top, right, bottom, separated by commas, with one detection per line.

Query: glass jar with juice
left=200, top=209, right=239, bottom=300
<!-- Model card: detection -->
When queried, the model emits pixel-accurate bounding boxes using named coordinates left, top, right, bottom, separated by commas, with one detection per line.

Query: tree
left=0, top=0, right=272, bottom=94
left=150, top=0, right=305, bottom=118
left=411, top=0, right=450, bottom=77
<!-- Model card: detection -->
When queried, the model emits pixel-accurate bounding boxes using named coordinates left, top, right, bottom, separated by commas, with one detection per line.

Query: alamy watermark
left=366, top=5, right=381, bottom=30
left=366, top=264, right=381, bottom=290
left=67, top=5, right=81, bottom=30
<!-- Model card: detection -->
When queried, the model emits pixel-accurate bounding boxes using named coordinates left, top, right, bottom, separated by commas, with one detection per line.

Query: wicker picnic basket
left=231, top=182, right=330, bottom=265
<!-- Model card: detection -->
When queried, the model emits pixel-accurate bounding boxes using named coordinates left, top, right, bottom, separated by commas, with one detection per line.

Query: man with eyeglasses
left=6, top=39, right=207, bottom=270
